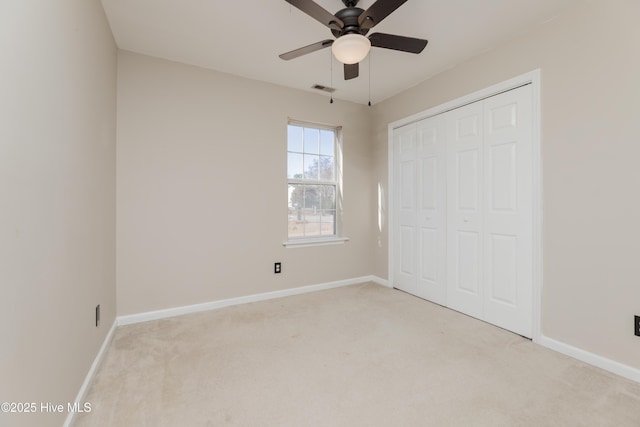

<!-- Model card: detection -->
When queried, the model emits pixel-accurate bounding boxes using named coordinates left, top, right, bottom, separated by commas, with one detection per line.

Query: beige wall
left=116, top=51, right=374, bottom=316
left=0, top=1, right=117, bottom=426
left=371, top=0, right=640, bottom=369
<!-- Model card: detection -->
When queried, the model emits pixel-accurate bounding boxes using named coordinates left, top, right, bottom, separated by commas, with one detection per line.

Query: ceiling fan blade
left=279, top=39, right=334, bottom=60
left=368, top=33, right=428, bottom=54
left=285, top=0, right=344, bottom=31
left=358, top=0, right=408, bottom=30
left=344, top=63, right=359, bottom=80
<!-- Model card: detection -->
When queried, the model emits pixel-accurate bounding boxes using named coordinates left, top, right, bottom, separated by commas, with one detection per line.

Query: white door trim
left=387, top=69, right=542, bottom=342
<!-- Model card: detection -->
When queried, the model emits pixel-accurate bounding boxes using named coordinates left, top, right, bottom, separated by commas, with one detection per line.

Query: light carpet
left=73, top=282, right=640, bottom=426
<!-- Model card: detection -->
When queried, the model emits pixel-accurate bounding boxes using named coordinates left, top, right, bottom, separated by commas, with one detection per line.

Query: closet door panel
left=393, top=123, right=418, bottom=295
left=446, top=102, right=484, bottom=319
left=416, top=116, right=447, bottom=304
left=483, top=85, right=533, bottom=338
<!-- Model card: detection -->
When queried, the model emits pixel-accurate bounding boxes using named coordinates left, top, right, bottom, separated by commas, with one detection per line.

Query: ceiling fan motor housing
left=332, top=7, right=369, bottom=37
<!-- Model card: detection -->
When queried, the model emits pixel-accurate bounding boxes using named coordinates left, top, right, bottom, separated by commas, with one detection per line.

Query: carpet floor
left=73, top=282, right=640, bottom=426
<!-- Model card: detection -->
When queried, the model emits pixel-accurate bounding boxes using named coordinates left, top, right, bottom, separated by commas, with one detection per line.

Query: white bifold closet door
left=393, top=115, right=447, bottom=305
left=483, top=85, right=532, bottom=336
left=393, top=123, right=418, bottom=296
left=394, top=84, right=533, bottom=338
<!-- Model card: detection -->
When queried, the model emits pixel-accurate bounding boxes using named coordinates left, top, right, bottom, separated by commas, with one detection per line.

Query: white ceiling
left=101, top=0, right=581, bottom=105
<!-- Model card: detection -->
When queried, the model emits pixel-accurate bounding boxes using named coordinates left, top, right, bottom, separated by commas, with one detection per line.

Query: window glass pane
left=319, top=156, right=334, bottom=181
left=320, top=210, right=336, bottom=236
left=320, top=130, right=334, bottom=156
left=320, top=185, right=335, bottom=210
left=288, top=184, right=303, bottom=210
left=303, top=128, right=320, bottom=154
left=303, top=185, right=320, bottom=210
left=288, top=184, right=304, bottom=238
left=288, top=125, right=303, bottom=152
left=304, top=154, right=319, bottom=180
left=288, top=153, right=303, bottom=179
left=320, top=186, right=335, bottom=236
left=304, top=216, right=321, bottom=237
left=303, top=185, right=321, bottom=237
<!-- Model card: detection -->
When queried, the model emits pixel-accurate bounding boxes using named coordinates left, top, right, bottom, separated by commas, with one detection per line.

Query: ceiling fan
left=279, top=0, right=428, bottom=80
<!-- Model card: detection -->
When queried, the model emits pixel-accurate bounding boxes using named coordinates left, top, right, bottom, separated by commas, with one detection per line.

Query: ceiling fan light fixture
left=331, top=34, right=371, bottom=64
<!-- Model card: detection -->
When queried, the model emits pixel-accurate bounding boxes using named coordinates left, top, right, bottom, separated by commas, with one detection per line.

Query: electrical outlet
left=274, top=262, right=282, bottom=274
left=635, top=315, right=640, bottom=337
left=96, top=304, right=100, bottom=327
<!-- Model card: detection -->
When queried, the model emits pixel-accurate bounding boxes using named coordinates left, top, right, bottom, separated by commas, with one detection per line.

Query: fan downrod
left=342, top=0, right=359, bottom=6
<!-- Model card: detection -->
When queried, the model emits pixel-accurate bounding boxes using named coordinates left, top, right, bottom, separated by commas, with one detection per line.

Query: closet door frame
left=387, top=70, right=542, bottom=342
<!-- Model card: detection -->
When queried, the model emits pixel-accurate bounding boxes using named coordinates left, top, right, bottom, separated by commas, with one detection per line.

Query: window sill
left=283, top=237, right=350, bottom=248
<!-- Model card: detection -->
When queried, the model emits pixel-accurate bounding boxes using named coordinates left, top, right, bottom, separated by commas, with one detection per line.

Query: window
left=287, top=121, right=343, bottom=244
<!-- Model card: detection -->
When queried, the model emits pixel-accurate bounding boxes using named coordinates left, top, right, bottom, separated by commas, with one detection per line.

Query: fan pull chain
left=330, top=50, right=334, bottom=104
left=368, top=51, right=372, bottom=107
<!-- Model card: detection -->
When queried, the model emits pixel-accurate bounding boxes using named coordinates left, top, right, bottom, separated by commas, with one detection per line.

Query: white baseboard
left=118, top=276, right=386, bottom=326
left=537, top=334, right=640, bottom=383
left=63, top=319, right=117, bottom=427
left=369, top=275, right=392, bottom=288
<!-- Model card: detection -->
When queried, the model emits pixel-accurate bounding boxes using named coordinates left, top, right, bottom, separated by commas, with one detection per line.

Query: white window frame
left=284, top=119, right=348, bottom=248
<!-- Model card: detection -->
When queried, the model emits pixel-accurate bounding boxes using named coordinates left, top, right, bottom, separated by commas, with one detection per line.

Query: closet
left=392, top=84, right=533, bottom=337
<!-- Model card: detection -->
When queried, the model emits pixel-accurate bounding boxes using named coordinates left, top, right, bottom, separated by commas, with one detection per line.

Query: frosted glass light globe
left=332, top=34, right=371, bottom=64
